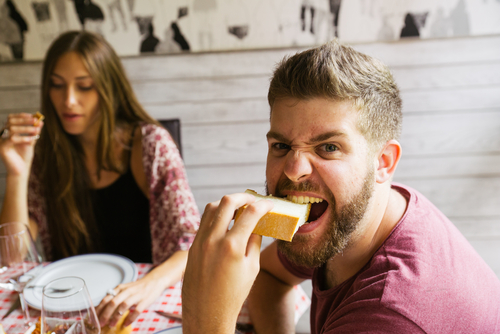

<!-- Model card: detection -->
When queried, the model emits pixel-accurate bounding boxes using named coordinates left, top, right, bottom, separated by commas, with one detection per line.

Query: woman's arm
left=96, top=249, right=188, bottom=327
left=0, top=113, right=42, bottom=236
left=143, top=123, right=200, bottom=264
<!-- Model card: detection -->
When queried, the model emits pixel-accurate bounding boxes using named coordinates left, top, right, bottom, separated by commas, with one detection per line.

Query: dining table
left=0, top=263, right=311, bottom=333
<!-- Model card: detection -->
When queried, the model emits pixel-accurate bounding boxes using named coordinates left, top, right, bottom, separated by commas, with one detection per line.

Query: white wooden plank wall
left=1, top=35, right=499, bottom=284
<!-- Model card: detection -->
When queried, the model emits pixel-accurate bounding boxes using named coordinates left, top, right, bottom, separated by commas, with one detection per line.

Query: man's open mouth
left=286, top=195, right=329, bottom=223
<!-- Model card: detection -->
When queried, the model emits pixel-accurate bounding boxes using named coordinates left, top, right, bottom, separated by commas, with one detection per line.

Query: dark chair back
left=159, top=119, right=182, bottom=157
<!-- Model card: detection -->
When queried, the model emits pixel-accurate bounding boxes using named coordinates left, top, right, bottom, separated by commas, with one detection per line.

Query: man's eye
left=272, top=143, right=290, bottom=150
left=324, top=144, right=338, bottom=152
left=270, top=143, right=291, bottom=156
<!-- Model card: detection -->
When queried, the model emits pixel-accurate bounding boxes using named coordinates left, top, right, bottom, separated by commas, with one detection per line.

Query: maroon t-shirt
left=279, top=183, right=500, bottom=333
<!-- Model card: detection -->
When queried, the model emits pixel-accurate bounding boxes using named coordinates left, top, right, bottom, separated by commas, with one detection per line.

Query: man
left=182, top=40, right=500, bottom=333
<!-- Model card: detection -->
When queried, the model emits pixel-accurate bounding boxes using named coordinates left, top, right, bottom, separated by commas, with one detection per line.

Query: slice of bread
left=235, top=189, right=311, bottom=242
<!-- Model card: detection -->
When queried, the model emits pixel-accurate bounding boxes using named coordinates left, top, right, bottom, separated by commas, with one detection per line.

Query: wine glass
left=0, top=222, right=43, bottom=327
left=41, top=276, right=100, bottom=334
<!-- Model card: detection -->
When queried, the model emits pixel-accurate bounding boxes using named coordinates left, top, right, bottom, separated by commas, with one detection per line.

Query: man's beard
left=271, top=167, right=375, bottom=268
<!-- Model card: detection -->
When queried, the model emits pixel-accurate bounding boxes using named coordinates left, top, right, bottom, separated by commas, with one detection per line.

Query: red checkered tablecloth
left=0, top=263, right=311, bottom=333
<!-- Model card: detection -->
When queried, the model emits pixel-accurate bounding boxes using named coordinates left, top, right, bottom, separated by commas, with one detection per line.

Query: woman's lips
left=62, top=114, right=83, bottom=121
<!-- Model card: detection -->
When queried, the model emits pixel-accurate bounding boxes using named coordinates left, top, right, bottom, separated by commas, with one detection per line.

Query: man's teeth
left=286, top=195, right=324, bottom=204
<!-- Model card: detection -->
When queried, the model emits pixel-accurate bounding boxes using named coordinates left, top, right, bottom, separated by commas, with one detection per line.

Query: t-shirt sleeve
left=277, top=247, right=314, bottom=279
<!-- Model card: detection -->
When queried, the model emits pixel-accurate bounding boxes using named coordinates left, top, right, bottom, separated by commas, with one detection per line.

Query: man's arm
left=182, top=193, right=274, bottom=334
left=248, top=241, right=305, bottom=334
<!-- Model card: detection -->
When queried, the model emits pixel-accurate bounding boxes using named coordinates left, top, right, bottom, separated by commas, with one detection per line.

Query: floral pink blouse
left=28, top=123, right=200, bottom=265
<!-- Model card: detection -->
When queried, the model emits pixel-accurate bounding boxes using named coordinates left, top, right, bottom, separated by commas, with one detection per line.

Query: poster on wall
left=0, top=0, right=499, bottom=62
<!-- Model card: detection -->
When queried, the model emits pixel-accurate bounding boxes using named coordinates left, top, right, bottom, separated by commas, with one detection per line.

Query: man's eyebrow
left=266, top=131, right=289, bottom=143
left=266, top=130, right=347, bottom=144
left=308, top=131, right=347, bottom=144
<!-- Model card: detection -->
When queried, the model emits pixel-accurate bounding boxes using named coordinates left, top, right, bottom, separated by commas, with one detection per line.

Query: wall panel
left=0, top=35, right=499, bottom=284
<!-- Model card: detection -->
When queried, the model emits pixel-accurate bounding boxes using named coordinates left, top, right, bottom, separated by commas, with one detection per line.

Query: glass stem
left=19, top=292, right=32, bottom=326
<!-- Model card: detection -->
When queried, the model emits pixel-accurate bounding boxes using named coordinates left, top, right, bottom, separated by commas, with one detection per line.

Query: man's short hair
left=268, top=39, right=403, bottom=150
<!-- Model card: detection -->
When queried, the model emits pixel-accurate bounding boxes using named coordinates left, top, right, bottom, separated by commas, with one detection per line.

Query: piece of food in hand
left=100, top=311, right=132, bottom=334
left=33, top=111, right=45, bottom=126
left=235, top=189, right=311, bottom=242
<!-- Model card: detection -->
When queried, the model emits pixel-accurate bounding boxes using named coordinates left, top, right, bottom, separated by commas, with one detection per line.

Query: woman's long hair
left=38, top=31, right=159, bottom=260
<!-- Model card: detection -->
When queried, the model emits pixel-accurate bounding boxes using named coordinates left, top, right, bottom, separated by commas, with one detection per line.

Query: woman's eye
left=49, top=81, right=64, bottom=89
left=78, top=85, right=93, bottom=91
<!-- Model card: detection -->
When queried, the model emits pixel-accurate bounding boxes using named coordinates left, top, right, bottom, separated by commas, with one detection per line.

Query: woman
left=0, top=31, right=200, bottom=328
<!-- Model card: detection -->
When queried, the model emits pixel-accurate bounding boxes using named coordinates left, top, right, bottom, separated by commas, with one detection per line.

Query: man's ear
left=375, top=140, right=402, bottom=184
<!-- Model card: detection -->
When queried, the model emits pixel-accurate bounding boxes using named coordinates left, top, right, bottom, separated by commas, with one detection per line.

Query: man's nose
left=283, top=149, right=313, bottom=182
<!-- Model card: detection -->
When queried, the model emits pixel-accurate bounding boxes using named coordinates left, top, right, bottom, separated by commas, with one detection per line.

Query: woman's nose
left=64, top=86, right=77, bottom=107
left=283, top=149, right=313, bottom=183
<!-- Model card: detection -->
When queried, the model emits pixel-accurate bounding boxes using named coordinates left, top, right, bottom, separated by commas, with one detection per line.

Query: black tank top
left=90, top=143, right=152, bottom=263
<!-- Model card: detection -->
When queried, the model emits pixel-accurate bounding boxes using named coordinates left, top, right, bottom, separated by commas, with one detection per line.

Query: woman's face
left=49, top=51, right=101, bottom=137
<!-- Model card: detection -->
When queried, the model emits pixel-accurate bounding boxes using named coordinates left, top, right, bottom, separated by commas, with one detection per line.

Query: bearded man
left=181, top=40, right=500, bottom=334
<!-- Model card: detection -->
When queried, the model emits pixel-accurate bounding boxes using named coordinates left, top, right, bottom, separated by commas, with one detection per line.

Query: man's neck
left=323, top=186, right=408, bottom=289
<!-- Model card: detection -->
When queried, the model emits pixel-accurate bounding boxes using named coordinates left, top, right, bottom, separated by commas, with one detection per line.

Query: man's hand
left=182, top=193, right=274, bottom=334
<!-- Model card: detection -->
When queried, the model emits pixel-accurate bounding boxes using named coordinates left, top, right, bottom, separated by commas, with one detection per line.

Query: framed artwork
left=0, top=0, right=499, bottom=62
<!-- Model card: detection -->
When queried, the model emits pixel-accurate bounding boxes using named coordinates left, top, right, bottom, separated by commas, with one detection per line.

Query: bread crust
left=235, top=190, right=311, bottom=241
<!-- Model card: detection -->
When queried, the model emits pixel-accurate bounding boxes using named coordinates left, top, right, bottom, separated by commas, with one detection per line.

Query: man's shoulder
left=313, top=183, right=500, bottom=332
left=375, top=183, right=500, bottom=333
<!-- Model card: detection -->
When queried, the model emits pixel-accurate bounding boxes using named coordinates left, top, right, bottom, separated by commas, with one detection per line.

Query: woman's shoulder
left=138, top=122, right=181, bottom=164
left=139, top=122, right=175, bottom=144
left=140, top=122, right=179, bottom=152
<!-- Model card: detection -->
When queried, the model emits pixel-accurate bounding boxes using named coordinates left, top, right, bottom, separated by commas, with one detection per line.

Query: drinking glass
left=41, top=276, right=100, bottom=334
left=0, top=222, right=43, bottom=327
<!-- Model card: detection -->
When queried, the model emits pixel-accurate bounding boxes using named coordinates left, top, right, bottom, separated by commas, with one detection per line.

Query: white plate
left=154, top=327, right=182, bottom=334
left=24, top=253, right=137, bottom=310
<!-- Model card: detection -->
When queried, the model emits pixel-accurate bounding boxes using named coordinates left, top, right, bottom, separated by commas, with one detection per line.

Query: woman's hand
left=95, top=250, right=189, bottom=328
left=0, top=113, right=43, bottom=177
left=96, top=274, right=167, bottom=328
left=182, top=193, right=274, bottom=334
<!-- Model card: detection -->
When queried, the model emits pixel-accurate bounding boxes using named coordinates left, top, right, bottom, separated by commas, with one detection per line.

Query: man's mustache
left=267, top=179, right=321, bottom=197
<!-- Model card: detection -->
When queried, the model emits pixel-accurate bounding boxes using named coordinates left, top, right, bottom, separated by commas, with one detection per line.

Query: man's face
left=266, top=97, right=375, bottom=267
